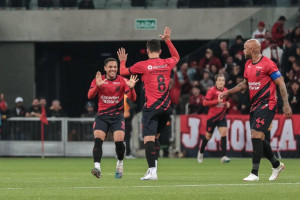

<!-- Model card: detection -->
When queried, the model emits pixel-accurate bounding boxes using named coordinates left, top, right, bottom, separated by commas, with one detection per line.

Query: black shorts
left=142, top=108, right=171, bottom=136
left=250, top=104, right=275, bottom=133
left=93, top=114, right=125, bottom=133
left=206, top=117, right=227, bottom=134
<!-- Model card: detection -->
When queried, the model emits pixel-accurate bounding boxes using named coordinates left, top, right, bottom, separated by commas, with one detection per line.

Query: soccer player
left=197, top=74, right=231, bottom=164
left=117, top=27, right=180, bottom=180
left=219, top=39, right=292, bottom=181
left=88, top=58, right=138, bottom=179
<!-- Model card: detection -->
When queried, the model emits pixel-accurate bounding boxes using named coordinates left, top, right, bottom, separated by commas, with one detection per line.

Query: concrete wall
left=0, top=43, right=35, bottom=108
left=0, top=8, right=262, bottom=41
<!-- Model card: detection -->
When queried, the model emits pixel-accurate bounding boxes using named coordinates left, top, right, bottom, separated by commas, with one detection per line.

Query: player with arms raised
left=88, top=58, right=138, bottom=179
left=219, top=39, right=292, bottom=181
left=197, top=74, right=231, bottom=164
left=117, top=27, right=180, bottom=180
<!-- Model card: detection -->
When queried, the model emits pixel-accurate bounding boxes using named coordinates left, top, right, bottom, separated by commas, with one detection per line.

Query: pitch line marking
left=1, top=182, right=300, bottom=190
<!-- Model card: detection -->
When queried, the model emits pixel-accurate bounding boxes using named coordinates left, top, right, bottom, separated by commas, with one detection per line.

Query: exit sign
left=135, top=18, right=157, bottom=30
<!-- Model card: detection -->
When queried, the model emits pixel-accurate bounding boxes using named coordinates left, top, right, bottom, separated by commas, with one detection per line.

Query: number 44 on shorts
left=256, top=117, right=265, bottom=125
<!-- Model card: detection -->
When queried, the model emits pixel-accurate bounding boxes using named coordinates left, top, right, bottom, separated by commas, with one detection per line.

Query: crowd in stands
left=169, top=16, right=300, bottom=115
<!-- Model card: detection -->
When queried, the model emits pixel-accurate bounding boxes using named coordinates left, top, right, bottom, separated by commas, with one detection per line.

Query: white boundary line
left=1, top=182, right=300, bottom=190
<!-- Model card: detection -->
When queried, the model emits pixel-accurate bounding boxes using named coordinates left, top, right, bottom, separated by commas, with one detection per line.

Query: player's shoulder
left=245, top=59, right=252, bottom=66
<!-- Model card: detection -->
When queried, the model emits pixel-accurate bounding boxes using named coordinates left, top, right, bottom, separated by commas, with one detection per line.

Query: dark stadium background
left=35, top=40, right=207, bottom=116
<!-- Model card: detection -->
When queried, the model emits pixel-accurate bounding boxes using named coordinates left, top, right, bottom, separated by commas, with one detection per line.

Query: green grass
left=0, top=158, right=300, bottom=200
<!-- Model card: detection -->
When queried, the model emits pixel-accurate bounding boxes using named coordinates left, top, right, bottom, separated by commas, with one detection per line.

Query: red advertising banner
left=180, top=114, right=300, bottom=158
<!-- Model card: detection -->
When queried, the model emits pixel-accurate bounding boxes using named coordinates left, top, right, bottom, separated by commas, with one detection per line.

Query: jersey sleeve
left=128, top=61, right=145, bottom=75
left=165, top=58, right=177, bottom=70
left=267, top=60, right=279, bottom=75
left=90, top=79, right=96, bottom=88
left=204, top=88, right=214, bottom=100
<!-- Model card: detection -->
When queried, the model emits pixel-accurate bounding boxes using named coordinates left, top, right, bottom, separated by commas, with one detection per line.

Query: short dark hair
left=104, top=57, right=117, bottom=66
left=278, top=16, right=286, bottom=21
left=146, top=39, right=161, bottom=53
left=215, top=73, right=225, bottom=81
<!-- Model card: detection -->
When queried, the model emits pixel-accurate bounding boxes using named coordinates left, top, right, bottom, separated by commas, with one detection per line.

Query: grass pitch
left=0, top=157, right=299, bottom=200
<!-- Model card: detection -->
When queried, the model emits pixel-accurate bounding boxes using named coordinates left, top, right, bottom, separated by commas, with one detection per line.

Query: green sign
left=135, top=19, right=157, bottom=30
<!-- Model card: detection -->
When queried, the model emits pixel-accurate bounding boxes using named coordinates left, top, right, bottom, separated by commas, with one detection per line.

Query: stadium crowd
left=169, top=16, right=300, bottom=115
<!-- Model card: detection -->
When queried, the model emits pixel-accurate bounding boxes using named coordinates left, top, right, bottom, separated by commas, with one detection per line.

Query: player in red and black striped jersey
left=118, top=27, right=180, bottom=180
left=220, top=39, right=292, bottom=181
left=197, top=74, right=231, bottom=164
left=88, top=57, right=138, bottom=179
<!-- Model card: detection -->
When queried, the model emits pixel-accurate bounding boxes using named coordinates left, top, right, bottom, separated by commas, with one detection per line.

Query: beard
left=244, top=53, right=251, bottom=60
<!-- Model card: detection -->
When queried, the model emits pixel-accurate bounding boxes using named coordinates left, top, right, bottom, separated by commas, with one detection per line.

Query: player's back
left=130, top=57, right=177, bottom=110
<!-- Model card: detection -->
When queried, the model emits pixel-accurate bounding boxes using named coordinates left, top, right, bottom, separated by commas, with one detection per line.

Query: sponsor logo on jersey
left=256, top=66, right=262, bottom=69
left=113, top=82, right=120, bottom=84
left=248, top=82, right=261, bottom=90
left=148, top=64, right=167, bottom=70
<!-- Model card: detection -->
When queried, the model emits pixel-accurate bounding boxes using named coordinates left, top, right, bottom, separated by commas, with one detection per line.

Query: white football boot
left=243, top=173, right=259, bottom=181
left=269, top=162, right=285, bottom=181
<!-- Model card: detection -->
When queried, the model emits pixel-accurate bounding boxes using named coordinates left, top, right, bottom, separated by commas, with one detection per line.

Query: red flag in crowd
left=40, top=106, right=48, bottom=125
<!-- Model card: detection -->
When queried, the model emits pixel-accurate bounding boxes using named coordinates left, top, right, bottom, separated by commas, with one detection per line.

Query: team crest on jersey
left=115, top=86, right=121, bottom=92
left=256, top=69, right=261, bottom=77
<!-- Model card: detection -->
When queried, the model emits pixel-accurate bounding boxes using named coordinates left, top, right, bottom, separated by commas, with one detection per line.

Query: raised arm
left=87, top=71, right=107, bottom=99
left=159, top=27, right=180, bottom=62
left=117, top=48, right=130, bottom=76
left=274, top=76, right=292, bottom=118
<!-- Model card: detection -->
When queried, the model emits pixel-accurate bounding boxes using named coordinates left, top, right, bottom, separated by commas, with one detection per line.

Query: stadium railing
left=0, top=115, right=180, bottom=157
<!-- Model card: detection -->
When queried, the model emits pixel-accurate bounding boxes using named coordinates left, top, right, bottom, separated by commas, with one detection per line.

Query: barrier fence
left=181, top=114, right=300, bottom=158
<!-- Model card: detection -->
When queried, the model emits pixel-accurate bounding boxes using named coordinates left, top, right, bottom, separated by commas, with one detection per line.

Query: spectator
left=199, top=48, right=222, bottom=70
left=288, top=81, right=300, bottom=113
left=188, top=86, right=205, bottom=114
left=224, top=56, right=234, bottom=72
left=124, top=93, right=136, bottom=158
left=227, top=94, right=240, bottom=114
left=230, top=35, right=244, bottom=57
left=187, top=61, right=198, bottom=83
left=217, top=41, right=230, bottom=65
left=49, top=100, right=67, bottom=117
left=0, top=93, right=8, bottom=135
left=81, top=101, right=96, bottom=117
left=199, top=70, right=214, bottom=93
left=261, top=31, right=272, bottom=52
left=281, top=35, right=297, bottom=73
left=292, top=59, right=300, bottom=82
left=291, top=26, right=300, bottom=43
left=227, top=64, right=242, bottom=89
left=271, top=16, right=286, bottom=47
left=262, top=40, right=283, bottom=66
left=285, top=69, right=295, bottom=86
left=78, top=0, right=94, bottom=9
left=252, top=21, right=266, bottom=43
left=169, top=68, right=181, bottom=113
left=26, top=98, right=42, bottom=117
left=39, top=97, right=50, bottom=117
left=0, top=93, right=7, bottom=116
left=177, top=62, right=192, bottom=114
left=11, top=97, right=27, bottom=117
